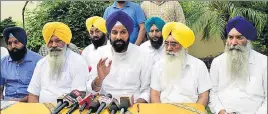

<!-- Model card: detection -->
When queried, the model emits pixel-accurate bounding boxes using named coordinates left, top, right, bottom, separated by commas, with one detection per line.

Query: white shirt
left=1, top=47, right=9, bottom=59
left=140, top=41, right=164, bottom=65
left=27, top=49, right=88, bottom=103
left=82, top=42, right=110, bottom=71
left=151, top=53, right=212, bottom=103
left=87, top=44, right=152, bottom=102
left=209, top=50, right=267, bottom=114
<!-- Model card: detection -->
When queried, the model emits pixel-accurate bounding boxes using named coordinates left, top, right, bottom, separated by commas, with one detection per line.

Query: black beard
left=110, top=38, right=129, bottom=53
left=91, top=34, right=106, bottom=49
left=117, top=1, right=126, bottom=4
left=149, top=36, right=163, bottom=49
left=8, top=46, right=27, bottom=61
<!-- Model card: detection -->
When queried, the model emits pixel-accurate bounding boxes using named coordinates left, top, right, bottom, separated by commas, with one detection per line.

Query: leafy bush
left=25, top=1, right=111, bottom=52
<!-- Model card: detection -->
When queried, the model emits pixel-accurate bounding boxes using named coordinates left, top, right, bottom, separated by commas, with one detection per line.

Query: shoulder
left=27, top=49, right=42, bottom=60
left=211, top=53, right=225, bottom=65
left=186, top=54, right=208, bottom=69
left=82, top=45, right=93, bottom=55
left=250, top=50, right=267, bottom=66
left=140, top=41, right=150, bottom=48
left=35, top=56, right=48, bottom=68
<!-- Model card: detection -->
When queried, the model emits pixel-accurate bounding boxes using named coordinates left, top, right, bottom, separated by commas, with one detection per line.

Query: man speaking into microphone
left=87, top=11, right=153, bottom=103
left=27, top=22, right=88, bottom=103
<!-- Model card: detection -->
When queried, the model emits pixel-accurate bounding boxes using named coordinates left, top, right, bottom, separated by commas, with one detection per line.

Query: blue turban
left=3, top=27, right=27, bottom=46
left=145, top=17, right=166, bottom=33
left=106, top=11, right=134, bottom=35
left=226, top=16, right=257, bottom=41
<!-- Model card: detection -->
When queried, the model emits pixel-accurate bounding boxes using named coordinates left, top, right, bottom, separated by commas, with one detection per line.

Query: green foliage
left=25, top=1, right=111, bottom=52
left=182, top=1, right=268, bottom=55
left=0, top=17, right=16, bottom=36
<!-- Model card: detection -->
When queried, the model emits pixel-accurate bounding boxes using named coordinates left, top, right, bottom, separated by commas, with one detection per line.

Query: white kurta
left=150, top=53, right=212, bottom=103
left=87, top=44, right=153, bottom=102
left=1, top=47, right=9, bottom=59
left=81, top=42, right=110, bottom=67
left=209, top=50, right=267, bottom=114
left=140, top=41, right=164, bottom=65
left=27, top=49, right=88, bottom=103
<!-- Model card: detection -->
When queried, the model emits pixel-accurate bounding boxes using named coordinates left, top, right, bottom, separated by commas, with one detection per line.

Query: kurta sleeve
left=256, top=62, right=267, bottom=114
left=208, top=59, right=225, bottom=114
left=138, top=53, right=153, bottom=102
left=27, top=61, right=42, bottom=96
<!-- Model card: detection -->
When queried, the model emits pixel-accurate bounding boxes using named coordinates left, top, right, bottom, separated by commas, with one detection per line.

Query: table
left=1, top=102, right=205, bottom=114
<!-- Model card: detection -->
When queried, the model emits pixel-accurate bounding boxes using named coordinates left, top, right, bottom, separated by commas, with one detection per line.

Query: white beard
left=48, top=45, right=67, bottom=80
left=225, top=42, right=251, bottom=85
left=160, top=48, right=186, bottom=90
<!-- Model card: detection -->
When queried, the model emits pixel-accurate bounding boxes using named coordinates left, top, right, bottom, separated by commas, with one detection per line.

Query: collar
left=112, top=1, right=130, bottom=8
left=8, top=49, right=32, bottom=62
left=151, top=1, right=165, bottom=5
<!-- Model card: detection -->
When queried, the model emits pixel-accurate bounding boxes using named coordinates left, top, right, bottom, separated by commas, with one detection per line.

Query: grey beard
left=160, top=48, right=186, bottom=90
left=48, top=45, right=67, bottom=80
left=225, top=42, right=251, bottom=84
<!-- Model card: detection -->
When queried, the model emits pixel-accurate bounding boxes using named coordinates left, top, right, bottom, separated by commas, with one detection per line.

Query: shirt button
left=16, top=74, right=19, bottom=76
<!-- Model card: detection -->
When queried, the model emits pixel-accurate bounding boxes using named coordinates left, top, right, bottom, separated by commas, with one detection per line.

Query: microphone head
left=78, top=93, right=94, bottom=109
left=119, top=97, right=130, bottom=112
left=110, top=104, right=119, bottom=111
left=106, top=93, right=112, bottom=98
left=89, top=101, right=100, bottom=112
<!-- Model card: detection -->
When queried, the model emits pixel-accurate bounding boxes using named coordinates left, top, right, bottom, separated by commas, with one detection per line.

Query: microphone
left=51, top=90, right=83, bottom=114
left=109, top=99, right=119, bottom=114
left=51, top=95, right=64, bottom=113
left=95, top=93, right=113, bottom=114
left=78, top=93, right=94, bottom=112
left=119, top=97, right=130, bottom=114
left=86, top=99, right=100, bottom=114
left=66, top=103, right=79, bottom=114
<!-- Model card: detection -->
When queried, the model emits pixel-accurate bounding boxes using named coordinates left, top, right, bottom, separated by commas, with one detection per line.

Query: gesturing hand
left=97, top=57, right=112, bottom=80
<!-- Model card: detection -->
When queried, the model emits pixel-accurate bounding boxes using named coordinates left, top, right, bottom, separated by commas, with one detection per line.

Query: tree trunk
left=22, top=1, right=29, bottom=28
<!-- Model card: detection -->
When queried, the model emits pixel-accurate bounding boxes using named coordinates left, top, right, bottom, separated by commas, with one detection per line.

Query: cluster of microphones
left=51, top=89, right=131, bottom=114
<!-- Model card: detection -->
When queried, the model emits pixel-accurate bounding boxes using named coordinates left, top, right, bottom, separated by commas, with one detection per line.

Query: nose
left=51, top=41, right=57, bottom=48
left=166, top=43, right=172, bottom=51
left=11, top=43, right=16, bottom=48
left=230, top=38, right=238, bottom=46
left=92, top=32, right=98, bottom=37
left=116, top=33, right=121, bottom=40
left=152, top=31, right=157, bottom=37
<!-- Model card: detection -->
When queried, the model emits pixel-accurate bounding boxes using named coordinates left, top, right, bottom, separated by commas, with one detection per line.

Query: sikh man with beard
left=1, top=27, right=41, bottom=102
left=82, top=16, right=108, bottom=66
left=150, top=22, right=212, bottom=107
left=87, top=11, right=152, bottom=103
left=140, top=17, right=165, bottom=64
left=209, top=16, right=267, bottom=114
left=27, top=22, right=88, bottom=103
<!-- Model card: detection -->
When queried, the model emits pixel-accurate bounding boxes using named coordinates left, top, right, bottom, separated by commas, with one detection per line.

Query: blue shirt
left=103, top=1, right=146, bottom=43
left=1, top=49, right=42, bottom=100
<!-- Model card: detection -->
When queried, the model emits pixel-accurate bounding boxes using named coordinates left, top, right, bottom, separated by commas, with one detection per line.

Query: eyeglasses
left=7, top=40, right=20, bottom=46
left=164, top=41, right=179, bottom=48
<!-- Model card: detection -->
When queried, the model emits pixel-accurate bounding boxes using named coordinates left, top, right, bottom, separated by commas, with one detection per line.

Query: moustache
left=228, top=45, right=242, bottom=51
left=49, top=47, right=63, bottom=52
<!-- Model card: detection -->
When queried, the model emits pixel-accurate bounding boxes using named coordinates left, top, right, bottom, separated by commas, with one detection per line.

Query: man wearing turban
left=27, top=22, right=88, bottom=103
left=150, top=22, right=211, bottom=107
left=1, top=27, right=42, bottom=102
left=87, top=11, right=152, bottom=103
left=140, top=17, right=165, bottom=65
left=82, top=16, right=108, bottom=66
left=209, top=16, right=267, bottom=114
